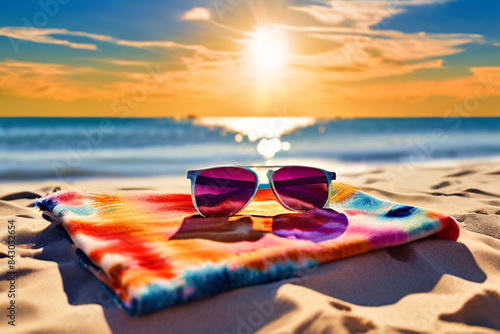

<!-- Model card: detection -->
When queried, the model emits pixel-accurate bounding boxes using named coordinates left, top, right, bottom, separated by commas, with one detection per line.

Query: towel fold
left=36, top=182, right=459, bottom=316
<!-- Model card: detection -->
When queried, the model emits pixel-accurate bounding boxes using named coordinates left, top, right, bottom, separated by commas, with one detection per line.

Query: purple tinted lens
left=272, top=166, right=329, bottom=211
left=194, top=167, right=257, bottom=217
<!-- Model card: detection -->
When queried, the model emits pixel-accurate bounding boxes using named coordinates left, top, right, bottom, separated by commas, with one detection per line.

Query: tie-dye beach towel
left=36, top=182, right=459, bottom=316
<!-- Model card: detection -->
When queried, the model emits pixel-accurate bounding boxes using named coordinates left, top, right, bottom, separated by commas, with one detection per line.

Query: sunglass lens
left=194, top=167, right=257, bottom=217
left=272, top=166, right=329, bottom=211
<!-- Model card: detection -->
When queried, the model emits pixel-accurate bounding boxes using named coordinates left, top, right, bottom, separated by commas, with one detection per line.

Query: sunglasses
left=187, top=165, right=336, bottom=217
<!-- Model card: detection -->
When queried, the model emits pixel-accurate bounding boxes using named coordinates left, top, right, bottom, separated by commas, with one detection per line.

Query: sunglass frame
left=187, top=165, right=336, bottom=217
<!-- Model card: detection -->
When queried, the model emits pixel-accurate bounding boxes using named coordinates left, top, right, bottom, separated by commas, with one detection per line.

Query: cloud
left=343, top=67, right=500, bottom=100
left=0, top=27, right=97, bottom=50
left=0, top=26, right=217, bottom=54
left=113, top=39, right=209, bottom=53
left=290, top=0, right=453, bottom=30
left=273, top=0, right=483, bottom=82
left=0, top=59, right=110, bottom=101
left=0, top=53, right=248, bottom=103
left=0, top=26, right=245, bottom=103
left=182, top=7, right=211, bottom=21
left=103, top=59, right=153, bottom=66
left=286, top=31, right=480, bottom=81
left=290, top=3, right=401, bottom=29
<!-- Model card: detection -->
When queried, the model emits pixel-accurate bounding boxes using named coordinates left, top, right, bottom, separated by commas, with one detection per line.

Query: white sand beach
left=1, top=161, right=500, bottom=333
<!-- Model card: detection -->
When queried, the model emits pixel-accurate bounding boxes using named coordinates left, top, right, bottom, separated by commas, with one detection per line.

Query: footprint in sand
left=364, top=178, right=384, bottom=185
left=431, top=181, right=452, bottom=190
left=446, top=170, right=476, bottom=178
left=464, top=188, right=500, bottom=198
left=428, top=191, right=468, bottom=197
left=483, top=200, right=500, bottom=206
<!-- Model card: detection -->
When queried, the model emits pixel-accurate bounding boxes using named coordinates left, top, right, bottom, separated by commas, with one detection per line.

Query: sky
left=0, top=0, right=499, bottom=118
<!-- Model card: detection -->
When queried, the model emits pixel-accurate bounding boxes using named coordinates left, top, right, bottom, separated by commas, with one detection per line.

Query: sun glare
left=247, top=27, right=290, bottom=73
left=195, top=117, right=315, bottom=159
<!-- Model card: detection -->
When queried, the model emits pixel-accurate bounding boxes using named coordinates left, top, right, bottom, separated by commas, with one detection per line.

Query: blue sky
left=1, top=0, right=499, bottom=117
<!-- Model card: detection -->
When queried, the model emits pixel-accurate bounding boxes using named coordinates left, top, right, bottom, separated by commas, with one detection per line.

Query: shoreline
left=2, top=156, right=500, bottom=192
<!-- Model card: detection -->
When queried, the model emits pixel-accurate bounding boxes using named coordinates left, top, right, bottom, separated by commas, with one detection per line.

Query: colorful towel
left=36, top=182, right=459, bottom=316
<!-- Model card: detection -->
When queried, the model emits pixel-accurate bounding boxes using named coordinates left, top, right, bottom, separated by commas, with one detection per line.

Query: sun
left=247, top=27, right=290, bottom=73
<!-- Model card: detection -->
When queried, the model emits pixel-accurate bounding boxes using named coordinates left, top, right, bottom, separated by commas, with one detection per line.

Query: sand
left=1, top=161, right=500, bottom=333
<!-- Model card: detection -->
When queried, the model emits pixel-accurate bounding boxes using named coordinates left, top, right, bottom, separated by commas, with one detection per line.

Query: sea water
left=1, top=117, right=499, bottom=180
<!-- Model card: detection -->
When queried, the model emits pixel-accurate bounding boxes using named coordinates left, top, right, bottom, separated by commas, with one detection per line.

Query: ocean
left=1, top=117, right=500, bottom=180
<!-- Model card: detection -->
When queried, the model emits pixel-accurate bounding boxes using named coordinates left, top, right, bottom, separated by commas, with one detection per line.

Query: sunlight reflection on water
left=195, top=117, right=315, bottom=159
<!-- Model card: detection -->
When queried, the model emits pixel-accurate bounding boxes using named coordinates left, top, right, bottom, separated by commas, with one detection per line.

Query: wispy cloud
left=287, top=32, right=480, bottom=81
left=347, top=67, right=500, bottom=100
left=182, top=7, right=211, bottom=21
left=0, top=27, right=97, bottom=50
left=102, top=59, right=153, bottom=67
left=278, top=0, right=482, bottom=81
left=290, top=0, right=453, bottom=30
left=0, top=59, right=109, bottom=101
left=0, top=26, right=216, bottom=54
